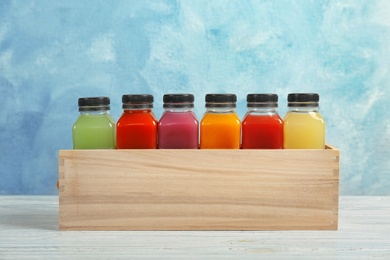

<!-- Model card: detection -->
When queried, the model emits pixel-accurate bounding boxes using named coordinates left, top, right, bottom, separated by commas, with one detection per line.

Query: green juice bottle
left=72, top=96, right=116, bottom=149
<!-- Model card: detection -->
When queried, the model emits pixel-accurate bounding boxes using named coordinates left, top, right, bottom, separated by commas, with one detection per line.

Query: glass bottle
left=283, top=93, right=326, bottom=149
left=116, top=94, right=157, bottom=149
left=242, top=94, right=283, bottom=149
left=72, top=96, right=115, bottom=149
left=200, top=94, right=241, bottom=149
left=158, top=94, right=199, bottom=149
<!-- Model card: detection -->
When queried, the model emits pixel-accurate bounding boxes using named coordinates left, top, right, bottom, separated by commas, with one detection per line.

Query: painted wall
left=1, top=0, right=389, bottom=195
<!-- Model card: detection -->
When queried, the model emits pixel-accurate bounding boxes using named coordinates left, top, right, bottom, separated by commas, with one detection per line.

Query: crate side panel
left=59, top=149, right=339, bottom=230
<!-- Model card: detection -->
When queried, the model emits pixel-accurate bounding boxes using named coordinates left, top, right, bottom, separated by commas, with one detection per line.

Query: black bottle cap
left=205, top=94, right=236, bottom=108
left=247, top=94, right=278, bottom=108
left=122, top=94, right=154, bottom=103
left=288, top=93, right=319, bottom=107
left=163, top=94, right=194, bottom=108
left=206, top=94, right=236, bottom=103
left=163, top=94, right=194, bottom=103
left=122, top=94, right=153, bottom=109
left=78, top=96, right=110, bottom=111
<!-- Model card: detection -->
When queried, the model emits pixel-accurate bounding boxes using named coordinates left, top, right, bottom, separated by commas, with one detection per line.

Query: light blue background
left=1, top=0, right=389, bottom=195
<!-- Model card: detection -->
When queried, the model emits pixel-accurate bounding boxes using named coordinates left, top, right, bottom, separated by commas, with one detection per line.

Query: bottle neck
left=206, top=107, right=236, bottom=113
left=247, top=107, right=278, bottom=115
left=164, top=107, right=193, bottom=112
left=288, top=106, right=319, bottom=112
left=122, top=104, right=153, bottom=110
left=123, top=108, right=153, bottom=114
left=80, top=110, right=110, bottom=115
left=124, top=108, right=153, bottom=111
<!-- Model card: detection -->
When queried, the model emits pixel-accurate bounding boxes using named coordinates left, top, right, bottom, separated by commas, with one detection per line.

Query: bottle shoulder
left=160, top=110, right=198, bottom=124
left=73, top=114, right=115, bottom=128
left=117, top=110, right=157, bottom=125
left=243, top=112, right=283, bottom=125
left=284, top=111, right=325, bottom=124
left=119, top=110, right=156, bottom=118
left=201, top=112, right=241, bottom=125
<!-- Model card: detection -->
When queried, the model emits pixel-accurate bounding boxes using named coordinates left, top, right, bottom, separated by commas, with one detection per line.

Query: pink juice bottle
left=158, top=94, right=199, bottom=149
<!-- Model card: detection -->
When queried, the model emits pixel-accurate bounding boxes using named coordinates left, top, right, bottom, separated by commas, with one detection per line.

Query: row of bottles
left=72, top=93, right=325, bottom=149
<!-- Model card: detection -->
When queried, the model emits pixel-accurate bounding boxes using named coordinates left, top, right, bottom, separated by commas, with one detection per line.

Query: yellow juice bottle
left=200, top=94, right=241, bottom=149
left=283, top=93, right=325, bottom=149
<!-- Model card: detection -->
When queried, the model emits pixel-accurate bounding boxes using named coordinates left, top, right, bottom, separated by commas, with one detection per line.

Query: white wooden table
left=0, top=196, right=389, bottom=259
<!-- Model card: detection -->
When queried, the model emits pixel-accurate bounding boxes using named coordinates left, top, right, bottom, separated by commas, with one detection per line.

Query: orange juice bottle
left=200, top=94, right=241, bottom=149
left=283, top=93, right=326, bottom=149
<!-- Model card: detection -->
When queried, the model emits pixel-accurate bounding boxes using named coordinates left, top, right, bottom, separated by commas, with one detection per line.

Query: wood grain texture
left=58, top=147, right=339, bottom=231
left=3, top=196, right=389, bottom=258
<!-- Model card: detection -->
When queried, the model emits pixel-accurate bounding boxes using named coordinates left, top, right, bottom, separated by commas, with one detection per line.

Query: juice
left=158, top=93, right=198, bottom=149
left=116, top=94, right=157, bottom=149
left=116, top=110, right=157, bottom=149
left=242, top=93, right=283, bottom=149
left=72, top=113, right=116, bottom=149
left=158, top=111, right=198, bottom=149
left=283, top=111, right=325, bottom=149
left=200, top=113, right=241, bottom=149
left=242, top=114, right=283, bottom=149
left=72, top=96, right=115, bottom=149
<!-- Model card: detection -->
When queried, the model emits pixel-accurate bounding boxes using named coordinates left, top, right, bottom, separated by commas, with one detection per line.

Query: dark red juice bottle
left=242, top=94, right=283, bottom=149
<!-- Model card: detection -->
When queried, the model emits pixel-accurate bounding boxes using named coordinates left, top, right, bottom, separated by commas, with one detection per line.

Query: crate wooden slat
left=58, top=146, right=339, bottom=231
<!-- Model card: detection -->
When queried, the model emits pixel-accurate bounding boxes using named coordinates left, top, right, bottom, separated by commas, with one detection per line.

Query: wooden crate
left=58, top=145, right=339, bottom=231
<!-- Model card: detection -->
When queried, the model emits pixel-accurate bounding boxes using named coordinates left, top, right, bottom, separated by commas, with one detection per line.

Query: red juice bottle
left=158, top=94, right=199, bottom=149
left=116, top=94, right=157, bottom=149
left=242, top=94, right=283, bottom=149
